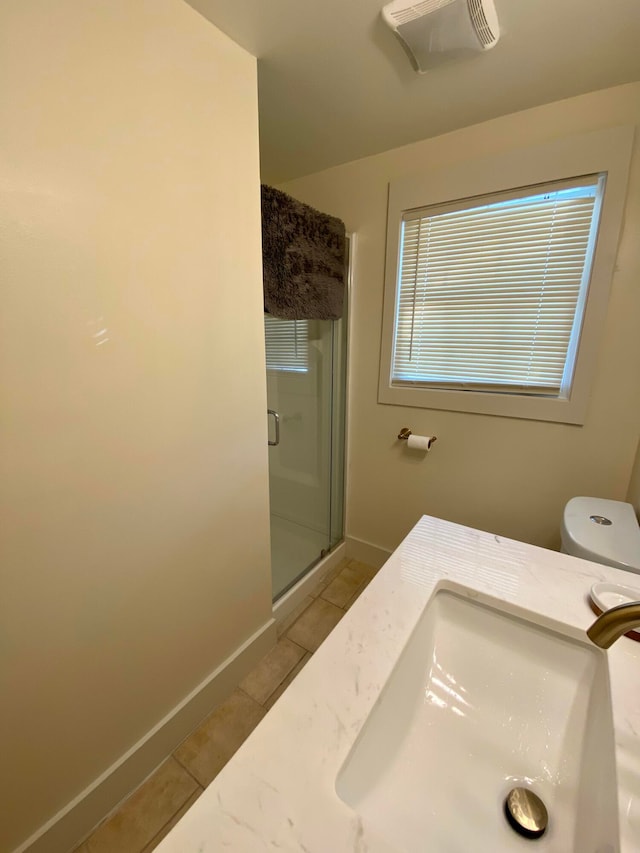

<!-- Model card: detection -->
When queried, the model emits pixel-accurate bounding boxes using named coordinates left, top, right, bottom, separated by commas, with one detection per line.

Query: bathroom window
left=378, top=128, right=632, bottom=424
left=264, top=315, right=309, bottom=373
left=392, top=176, right=603, bottom=394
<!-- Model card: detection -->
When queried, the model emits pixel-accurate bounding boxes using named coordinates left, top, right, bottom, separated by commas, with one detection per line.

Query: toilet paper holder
left=398, top=427, right=437, bottom=444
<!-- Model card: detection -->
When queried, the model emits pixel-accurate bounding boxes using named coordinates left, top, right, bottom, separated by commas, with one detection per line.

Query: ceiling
left=188, top=0, right=640, bottom=184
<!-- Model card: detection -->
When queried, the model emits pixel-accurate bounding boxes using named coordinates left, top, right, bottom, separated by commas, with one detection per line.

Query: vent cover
left=387, top=0, right=456, bottom=27
left=467, top=0, right=497, bottom=46
left=382, top=0, right=500, bottom=73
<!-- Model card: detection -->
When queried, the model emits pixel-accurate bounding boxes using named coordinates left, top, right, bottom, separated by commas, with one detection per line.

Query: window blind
left=392, top=175, right=604, bottom=396
left=264, top=315, right=309, bottom=372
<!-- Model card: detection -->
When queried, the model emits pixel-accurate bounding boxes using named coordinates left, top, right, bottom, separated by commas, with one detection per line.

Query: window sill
left=378, top=382, right=587, bottom=424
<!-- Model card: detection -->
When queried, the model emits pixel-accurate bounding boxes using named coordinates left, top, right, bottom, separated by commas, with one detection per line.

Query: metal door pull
left=267, top=409, right=280, bottom=446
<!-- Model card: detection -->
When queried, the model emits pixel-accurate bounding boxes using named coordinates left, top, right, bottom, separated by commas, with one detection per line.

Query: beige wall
left=0, top=1, right=271, bottom=850
left=282, top=83, right=640, bottom=553
left=627, top=440, right=640, bottom=515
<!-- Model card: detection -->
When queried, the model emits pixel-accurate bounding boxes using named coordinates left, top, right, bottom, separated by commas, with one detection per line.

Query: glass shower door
left=265, top=315, right=340, bottom=600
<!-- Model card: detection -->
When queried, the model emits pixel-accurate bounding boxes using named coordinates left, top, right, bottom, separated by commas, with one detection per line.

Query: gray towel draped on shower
left=261, top=185, right=346, bottom=321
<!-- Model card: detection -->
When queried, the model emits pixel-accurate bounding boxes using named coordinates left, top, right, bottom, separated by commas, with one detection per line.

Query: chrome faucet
left=587, top=601, right=640, bottom=648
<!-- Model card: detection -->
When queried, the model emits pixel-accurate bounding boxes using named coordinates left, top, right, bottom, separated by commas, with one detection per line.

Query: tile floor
left=73, top=557, right=378, bottom=853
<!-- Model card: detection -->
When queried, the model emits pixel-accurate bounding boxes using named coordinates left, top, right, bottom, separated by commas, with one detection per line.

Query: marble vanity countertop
left=157, top=516, right=640, bottom=852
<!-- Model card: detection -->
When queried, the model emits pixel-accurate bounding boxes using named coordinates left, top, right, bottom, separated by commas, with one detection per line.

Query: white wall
left=0, top=1, right=271, bottom=850
left=281, top=83, right=640, bottom=552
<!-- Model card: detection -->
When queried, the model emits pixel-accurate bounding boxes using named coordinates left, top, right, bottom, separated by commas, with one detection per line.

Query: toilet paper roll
left=407, top=434, right=434, bottom=451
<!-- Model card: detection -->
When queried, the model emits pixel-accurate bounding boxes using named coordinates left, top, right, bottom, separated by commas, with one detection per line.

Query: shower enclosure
left=265, top=273, right=348, bottom=600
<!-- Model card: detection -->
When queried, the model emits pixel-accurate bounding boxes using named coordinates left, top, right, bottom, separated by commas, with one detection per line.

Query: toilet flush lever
left=267, top=409, right=280, bottom=446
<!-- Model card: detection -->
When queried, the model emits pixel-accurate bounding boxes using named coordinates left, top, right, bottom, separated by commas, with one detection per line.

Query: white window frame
left=378, top=126, right=633, bottom=424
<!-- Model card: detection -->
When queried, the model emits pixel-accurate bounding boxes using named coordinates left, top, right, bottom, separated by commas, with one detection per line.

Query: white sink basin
left=336, top=584, right=619, bottom=852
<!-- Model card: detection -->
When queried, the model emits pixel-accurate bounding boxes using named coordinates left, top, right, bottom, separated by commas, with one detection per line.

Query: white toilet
left=561, top=496, right=640, bottom=574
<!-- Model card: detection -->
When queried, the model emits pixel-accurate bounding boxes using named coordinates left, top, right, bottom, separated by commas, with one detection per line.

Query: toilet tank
left=561, top=497, right=640, bottom=574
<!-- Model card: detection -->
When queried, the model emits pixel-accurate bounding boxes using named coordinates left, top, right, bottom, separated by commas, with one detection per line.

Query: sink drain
left=504, top=787, right=548, bottom=840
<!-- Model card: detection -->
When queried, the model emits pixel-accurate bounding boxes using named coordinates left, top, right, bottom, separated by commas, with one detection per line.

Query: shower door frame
left=267, top=234, right=354, bottom=603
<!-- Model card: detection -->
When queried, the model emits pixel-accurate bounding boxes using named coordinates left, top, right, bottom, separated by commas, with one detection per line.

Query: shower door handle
left=267, top=409, right=280, bottom=446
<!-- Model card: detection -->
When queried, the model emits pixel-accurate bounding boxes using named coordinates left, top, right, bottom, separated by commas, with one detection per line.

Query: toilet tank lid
left=563, top=497, right=640, bottom=570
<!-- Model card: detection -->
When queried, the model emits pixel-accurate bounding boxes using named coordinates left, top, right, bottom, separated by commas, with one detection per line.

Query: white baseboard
left=272, top=541, right=347, bottom=628
left=16, top=618, right=276, bottom=853
left=345, top=535, right=392, bottom=569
